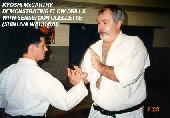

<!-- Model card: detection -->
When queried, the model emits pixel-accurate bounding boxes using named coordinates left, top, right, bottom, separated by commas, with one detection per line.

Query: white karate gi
left=81, top=31, right=150, bottom=118
left=0, top=58, right=88, bottom=116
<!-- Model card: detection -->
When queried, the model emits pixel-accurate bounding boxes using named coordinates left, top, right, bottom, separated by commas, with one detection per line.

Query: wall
left=1, top=0, right=170, bottom=80
left=43, top=1, right=170, bottom=80
left=51, top=5, right=170, bottom=48
left=64, top=0, right=170, bottom=8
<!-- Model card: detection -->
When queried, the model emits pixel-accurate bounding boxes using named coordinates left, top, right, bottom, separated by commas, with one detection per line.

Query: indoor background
left=0, top=0, right=170, bottom=118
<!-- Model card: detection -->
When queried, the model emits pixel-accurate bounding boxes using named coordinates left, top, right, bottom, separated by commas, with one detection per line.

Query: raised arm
left=89, top=48, right=119, bottom=82
left=33, top=68, right=88, bottom=111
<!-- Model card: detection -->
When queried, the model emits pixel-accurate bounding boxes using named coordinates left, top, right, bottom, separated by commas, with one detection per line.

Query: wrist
left=81, top=79, right=85, bottom=84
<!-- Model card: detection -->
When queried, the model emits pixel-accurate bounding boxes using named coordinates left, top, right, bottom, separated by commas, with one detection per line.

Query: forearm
left=62, top=81, right=88, bottom=110
left=96, top=63, right=119, bottom=82
left=41, top=80, right=88, bottom=111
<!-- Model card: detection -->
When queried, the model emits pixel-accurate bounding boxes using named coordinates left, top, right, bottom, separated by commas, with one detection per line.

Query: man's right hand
left=72, top=65, right=89, bottom=85
left=89, top=48, right=102, bottom=70
left=67, top=67, right=88, bottom=86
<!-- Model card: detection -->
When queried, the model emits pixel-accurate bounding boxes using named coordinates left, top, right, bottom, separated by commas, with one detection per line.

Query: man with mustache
left=0, top=29, right=88, bottom=117
left=73, top=5, right=150, bottom=118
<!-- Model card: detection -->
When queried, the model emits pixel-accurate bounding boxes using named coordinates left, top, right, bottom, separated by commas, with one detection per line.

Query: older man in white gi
left=74, top=5, right=150, bottom=118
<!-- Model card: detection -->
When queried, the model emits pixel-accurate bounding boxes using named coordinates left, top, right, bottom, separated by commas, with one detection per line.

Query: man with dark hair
left=0, top=29, right=88, bottom=117
left=73, top=5, right=150, bottom=118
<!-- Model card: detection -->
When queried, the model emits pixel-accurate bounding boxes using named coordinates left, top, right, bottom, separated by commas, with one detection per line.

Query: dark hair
left=98, top=5, right=124, bottom=24
left=22, top=29, right=45, bottom=54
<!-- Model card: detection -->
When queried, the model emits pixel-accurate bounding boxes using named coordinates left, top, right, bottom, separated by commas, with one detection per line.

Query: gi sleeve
left=0, top=66, right=12, bottom=108
left=114, top=37, right=150, bottom=88
left=0, top=71, right=5, bottom=108
left=32, top=69, right=88, bottom=111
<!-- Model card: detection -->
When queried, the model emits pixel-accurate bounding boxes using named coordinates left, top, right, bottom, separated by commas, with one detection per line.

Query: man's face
left=97, top=9, right=119, bottom=42
left=34, top=37, right=48, bottom=62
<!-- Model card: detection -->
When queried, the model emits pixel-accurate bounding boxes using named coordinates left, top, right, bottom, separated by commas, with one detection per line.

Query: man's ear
left=116, top=21, right=122, bottom=29
left=28, top=44, right=35, bottom=53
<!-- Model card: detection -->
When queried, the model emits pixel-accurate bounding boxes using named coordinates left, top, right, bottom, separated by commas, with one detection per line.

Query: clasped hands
left=67, top=65, right=87, bottom=86
left=67, top=48, right=101, bottom=86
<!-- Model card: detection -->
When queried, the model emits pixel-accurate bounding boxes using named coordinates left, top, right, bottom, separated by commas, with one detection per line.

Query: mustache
left=98, top=30, right=108, bottom=35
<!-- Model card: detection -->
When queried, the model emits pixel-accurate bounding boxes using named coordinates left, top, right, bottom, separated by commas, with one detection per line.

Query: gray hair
left=98, top=5, right=124, bottom=24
